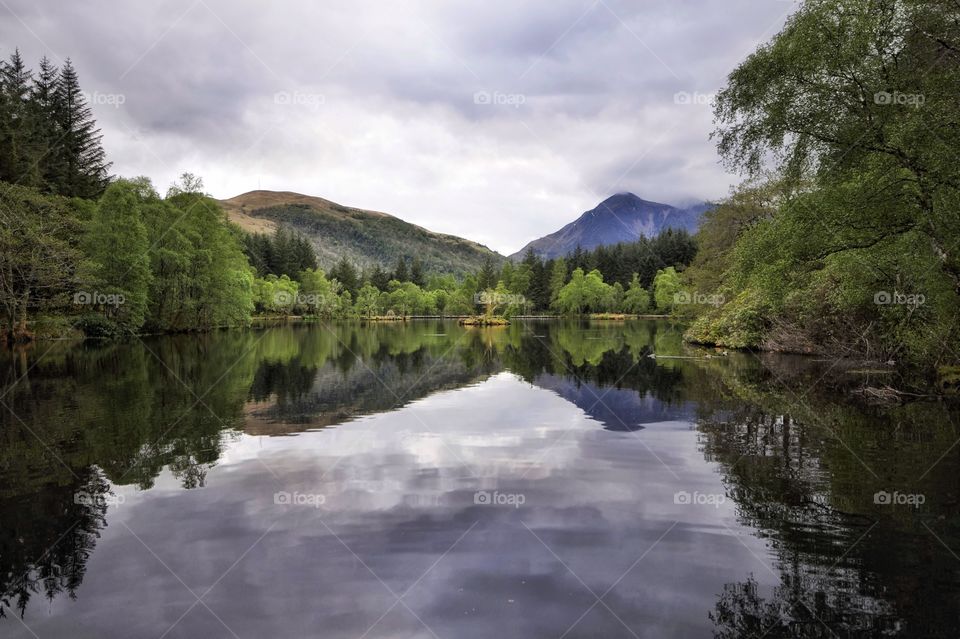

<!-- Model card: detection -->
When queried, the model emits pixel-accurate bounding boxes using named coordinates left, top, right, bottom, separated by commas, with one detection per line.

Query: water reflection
left=0, top=320, right=958, bottom=637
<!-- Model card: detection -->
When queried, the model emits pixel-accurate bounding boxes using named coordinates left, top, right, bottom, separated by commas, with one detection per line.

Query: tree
left=0, top=49, right=33, bottom=185
left=26, top=56, right=58, bottom=189
left=692, top=0, right=960, bottom=366
left=330, top=257, right=359, bottom=296
left=369, top=264, right=391, bottom=291
left=555, top=268, right=611, bottom=314
left=83, top=181, right=152, bottom=329
left=477, top=256, right=498, bottom=291
left=522, top=247, right=550, bottom=310
left=548, top=257, right=568, bottom=310
left=299, top=268, right=339, bottom=317
left=0, top=184, right=82, bottom=342
left=356, top=284, right=380, bottom=317
left=713, top=0, right=960, bottom=290
left=254, top=274, right=299, bottom=315
left=653, top=267, right=683, bottom=313
left=160, top=188, right=254, bottom=329
left=609, top=281, right=625, bottom=312
left=623, top=273, right=651, bottom=314
left=165, top=172, right=204, bottom=198
left=410, top=257, right=426, bottom=287
left=51, top=59, right=110, bottom=198
left=392, top=256, right=408, bottom=283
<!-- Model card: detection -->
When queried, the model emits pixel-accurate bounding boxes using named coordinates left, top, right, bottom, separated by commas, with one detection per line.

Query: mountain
left=510, top=193, right=710, bottom=260
left=220, top=190, right=504, bottom=275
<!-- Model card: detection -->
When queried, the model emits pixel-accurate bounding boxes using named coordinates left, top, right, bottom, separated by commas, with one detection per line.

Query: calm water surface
left=1, top=320, right=959, bottom=638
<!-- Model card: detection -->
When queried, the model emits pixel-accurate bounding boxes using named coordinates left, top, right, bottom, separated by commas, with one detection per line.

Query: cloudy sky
left=1, top=0, right=796, bottom=254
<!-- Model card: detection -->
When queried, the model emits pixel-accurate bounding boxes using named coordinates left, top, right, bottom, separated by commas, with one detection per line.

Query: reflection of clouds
left=8, top=373, right=775, bottom=638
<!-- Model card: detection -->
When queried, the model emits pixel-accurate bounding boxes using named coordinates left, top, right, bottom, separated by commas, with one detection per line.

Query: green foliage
left=0, top=51, right=109, bottom=197
left=297, top=268, right=338, bottom=317
left=329, top=257, right=360, bottom=296
left=355, top=284, right=381, bottom=317
left=243, top=225, right=317, bottom=280
left=255, top=274, right=300, bottom=315
left=653, top=267, right=683, bottom=312
left=159, top=190, right=255, bottom=330
left=692, top=0, right=960, bottom=373
left=686, top=289, right=772, bottom=349
left=548, top=258, right=568, bottom=308
left=556, top=268, right=612, bottom=314
left=83, top=181, right=152, bottom=330
left=0, top=183, right=82, bottom=342
left=622, top=274, right=651, bottom=314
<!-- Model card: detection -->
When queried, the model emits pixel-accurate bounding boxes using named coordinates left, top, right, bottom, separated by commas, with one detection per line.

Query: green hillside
left=221, top=190, right=503, bottom=275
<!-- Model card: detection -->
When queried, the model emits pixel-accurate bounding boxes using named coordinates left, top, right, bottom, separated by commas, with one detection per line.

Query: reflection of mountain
left=244, top=356, right=502, bottom=435
left=3, top=321, right=958, bottom=633
left=532, top=373, right=695, bottom=431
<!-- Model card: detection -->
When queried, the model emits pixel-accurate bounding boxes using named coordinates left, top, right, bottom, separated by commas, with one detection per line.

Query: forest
left=1, top=0, right=958, bottom=388
left=682, top=0, right=959, bottom=381
left=0, top=49, right=696, bottom=341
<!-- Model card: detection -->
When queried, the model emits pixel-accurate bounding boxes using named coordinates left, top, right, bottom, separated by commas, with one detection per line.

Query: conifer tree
left=52, top=59, right=110, bottom=198
left=26, top=56, right=59, bottom=189
left=0, top=49, right=32, bottom=183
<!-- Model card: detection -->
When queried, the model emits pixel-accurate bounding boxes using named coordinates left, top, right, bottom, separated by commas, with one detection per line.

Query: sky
left=0, top=0, right=797, bottom=254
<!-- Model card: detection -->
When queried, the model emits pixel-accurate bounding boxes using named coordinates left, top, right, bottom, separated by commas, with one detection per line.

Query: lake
left=1, top=320, right=958, bottom=638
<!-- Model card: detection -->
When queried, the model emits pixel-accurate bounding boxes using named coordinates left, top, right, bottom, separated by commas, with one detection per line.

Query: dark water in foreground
left=1, top=320, right=959, bottom=638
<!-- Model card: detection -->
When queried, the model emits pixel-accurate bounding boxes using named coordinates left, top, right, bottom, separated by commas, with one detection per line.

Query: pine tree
left=370, top=264, right=390, bottom=290
left=0, top=49, right=33, bottom=184
left=51, top=59, right=110, bottom=198
left=26, top=56, right=59, bottom=189
left=330, top=257, right=359, bottom=296
left=410, top=257, right=425, bottom=287
left=392, top=256, right=408, bottom=282
left=477, top=256, right=497, bottom=290
left=549, top=257, right=568, bottom=309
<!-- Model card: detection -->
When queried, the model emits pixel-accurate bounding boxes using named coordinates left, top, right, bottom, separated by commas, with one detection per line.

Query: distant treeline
left=241, top=228, right=698, bottom=319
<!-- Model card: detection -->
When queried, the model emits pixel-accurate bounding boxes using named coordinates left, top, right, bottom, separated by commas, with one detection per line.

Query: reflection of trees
left=695, top=374, right=960, bottom=637
left=711, top=574, right=901, bottom=638
left=0, top=469, right=108, bottom=619
left=244, top=323, right=504, bottom=431
left=5, top=320, right=957, bottom=632
left=502, top=320, right=689, bottom=407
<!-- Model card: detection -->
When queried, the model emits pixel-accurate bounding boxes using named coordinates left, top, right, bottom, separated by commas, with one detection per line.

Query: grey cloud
left=0, top=0, right=794, bottom=252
